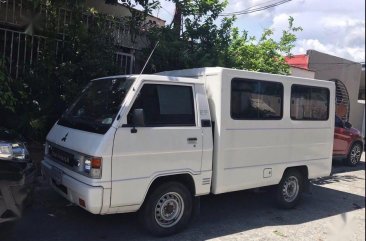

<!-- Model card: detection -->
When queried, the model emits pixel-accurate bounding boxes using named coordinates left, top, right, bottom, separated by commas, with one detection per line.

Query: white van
left=42, top=67, right=335, bottom=235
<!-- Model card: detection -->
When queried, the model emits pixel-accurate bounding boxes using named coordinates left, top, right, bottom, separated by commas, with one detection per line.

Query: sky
left=150, top=0, right=365, bottom=63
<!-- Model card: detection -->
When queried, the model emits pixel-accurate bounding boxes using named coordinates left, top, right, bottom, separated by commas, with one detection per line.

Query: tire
left=275, top=169, right=304, bottom=209
left=139, top=182, right=193, bottom=236
left=345, top=142, right=363, bottom=166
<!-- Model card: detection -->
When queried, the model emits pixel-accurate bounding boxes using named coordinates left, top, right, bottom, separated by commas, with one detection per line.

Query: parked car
left=333, top=116, right=364, bottom=166
left=0, top=128, right=36, bottom=223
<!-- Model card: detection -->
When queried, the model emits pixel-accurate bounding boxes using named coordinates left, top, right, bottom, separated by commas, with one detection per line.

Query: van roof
left=93, top=74, right=204, bottom=84
left=158, top=67, right=332, bottom=85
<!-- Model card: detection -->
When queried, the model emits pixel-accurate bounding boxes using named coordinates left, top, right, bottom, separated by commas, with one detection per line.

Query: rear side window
left=231, top=78, right=283, bottom=120
left=291, top=85, right=330, bottom=120
left=128, top=84, right=196, bottom=126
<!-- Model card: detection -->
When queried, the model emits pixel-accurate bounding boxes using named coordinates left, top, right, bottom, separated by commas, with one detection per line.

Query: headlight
left=83, top=156, right=102, bottom=178
left=0, top=142, right=29, bottom=161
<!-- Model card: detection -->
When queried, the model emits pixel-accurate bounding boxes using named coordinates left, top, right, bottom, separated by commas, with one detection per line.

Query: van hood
left=46, top=123, right=116, bottom=156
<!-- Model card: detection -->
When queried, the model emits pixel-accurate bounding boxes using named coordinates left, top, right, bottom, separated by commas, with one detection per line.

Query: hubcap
left=154, top=192, right=184, bottom=228
left=350, top=145, right=362, bottom=164
left=282, top=176, right=299, bottom=202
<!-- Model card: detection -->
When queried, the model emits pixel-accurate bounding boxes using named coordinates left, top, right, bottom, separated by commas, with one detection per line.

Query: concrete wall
left=359, top=64, right=365, bottom=100
left=307, top=50, right=364, bottom=132
left=290, top=67, right=315, bottom=79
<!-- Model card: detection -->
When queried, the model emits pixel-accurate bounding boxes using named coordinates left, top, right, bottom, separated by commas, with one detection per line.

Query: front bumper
left=41, top=160, right=103, bottom=214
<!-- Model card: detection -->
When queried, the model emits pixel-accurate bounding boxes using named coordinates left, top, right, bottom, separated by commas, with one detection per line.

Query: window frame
left=230, top=78, right=284, bottom=121
left=290, top=84, right=330, bottom=121
left=126, top=82, right=197, bottom=127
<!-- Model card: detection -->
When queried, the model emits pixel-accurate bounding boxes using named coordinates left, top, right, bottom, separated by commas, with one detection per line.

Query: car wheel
left=345, top=142, right=363, bottom=166
left=275, top=169, right=303, bottom=209
left=139, top=182, right=193, bottom=236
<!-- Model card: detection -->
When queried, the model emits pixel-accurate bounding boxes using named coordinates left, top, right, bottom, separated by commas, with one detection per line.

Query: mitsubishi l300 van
left=42, top=67, right=335, bottom=236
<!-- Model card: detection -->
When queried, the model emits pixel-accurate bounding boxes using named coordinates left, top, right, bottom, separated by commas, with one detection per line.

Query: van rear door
left=110, top=82, right=203, bottom=207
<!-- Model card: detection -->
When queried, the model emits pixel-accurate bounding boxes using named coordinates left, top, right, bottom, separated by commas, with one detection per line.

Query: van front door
left=111, top=83, right=202, bottom=207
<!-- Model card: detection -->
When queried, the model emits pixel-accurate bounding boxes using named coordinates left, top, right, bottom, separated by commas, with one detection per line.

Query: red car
left=333, top=115, right=364, bottom=166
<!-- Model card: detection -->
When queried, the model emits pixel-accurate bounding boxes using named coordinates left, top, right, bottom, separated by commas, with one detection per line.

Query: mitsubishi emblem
left=61, top=133, right=68, bottom=142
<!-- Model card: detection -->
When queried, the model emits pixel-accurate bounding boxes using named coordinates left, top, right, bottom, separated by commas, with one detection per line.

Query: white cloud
left=226, top=0, right=365, bottom=62
left=293, top=39, right=365, bottom=62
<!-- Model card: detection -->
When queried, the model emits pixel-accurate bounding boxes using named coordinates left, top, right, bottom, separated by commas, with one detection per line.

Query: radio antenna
left=139, top=40, right=160, bottom=76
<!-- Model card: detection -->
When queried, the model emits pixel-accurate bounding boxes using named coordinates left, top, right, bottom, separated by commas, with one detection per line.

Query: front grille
left=48, top=145, right=77, bottom=167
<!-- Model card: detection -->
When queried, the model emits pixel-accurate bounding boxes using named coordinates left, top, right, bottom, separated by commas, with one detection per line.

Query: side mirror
left=132, top=109, right=145, bottom=127
left=344, top=121, right=352, bottom=129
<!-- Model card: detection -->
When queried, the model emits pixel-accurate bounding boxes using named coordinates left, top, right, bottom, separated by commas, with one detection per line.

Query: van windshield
left=58, top=77, right=134, bottom=134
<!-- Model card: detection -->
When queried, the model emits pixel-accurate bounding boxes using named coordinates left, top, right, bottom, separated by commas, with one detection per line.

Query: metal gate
left=0, top=28, right=47, bottom=79
left=331, top=79, right=350, bottom=122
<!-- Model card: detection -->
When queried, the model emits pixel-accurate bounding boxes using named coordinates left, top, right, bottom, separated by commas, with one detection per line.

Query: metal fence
left=0, top=28, right=47, bottom=79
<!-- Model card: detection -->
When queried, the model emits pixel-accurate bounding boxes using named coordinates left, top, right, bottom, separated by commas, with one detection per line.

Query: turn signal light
left=79, top=198, right=86, bottom=207
left=91, top=157, right=102, bottom=169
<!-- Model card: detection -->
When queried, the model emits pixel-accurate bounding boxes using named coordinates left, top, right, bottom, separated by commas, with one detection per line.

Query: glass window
left=231, top=78, right=283, bottom=120
left=290, top=85, right=330, bottom=120
left=58, top=77, right=134, bottom=134
left=128, top=84, right=195, bottom=126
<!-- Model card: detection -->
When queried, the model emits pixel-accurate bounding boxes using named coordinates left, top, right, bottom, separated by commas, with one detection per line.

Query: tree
left=141, top=2, right=302, bottom=75
left=141, top=0, right=235, bottom=72
left=227, top=16, right=303, bottom=75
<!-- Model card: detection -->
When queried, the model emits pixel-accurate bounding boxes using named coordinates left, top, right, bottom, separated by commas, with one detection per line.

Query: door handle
left=187, top=137, right=197, bottom=142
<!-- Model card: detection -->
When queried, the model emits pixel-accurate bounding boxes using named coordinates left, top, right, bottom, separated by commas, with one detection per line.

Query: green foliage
left=0, top=60, right=17, bottom=112
left=0, top=1, right=120, bottom=141
left=1, top=0, right=303, bottom=141
left=142, top=1, right=302, bottom=75
left=142, top=0, right=236, bottom=72
left=227, top=16, right=302, bottom=75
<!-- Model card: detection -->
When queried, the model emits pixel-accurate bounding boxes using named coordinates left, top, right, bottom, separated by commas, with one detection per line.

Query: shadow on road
left=0, top=174, right=364, bottom=241
left=331, top=159, right=366, bottom=174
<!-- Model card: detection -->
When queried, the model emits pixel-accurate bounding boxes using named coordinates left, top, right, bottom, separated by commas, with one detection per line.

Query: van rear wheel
left=275, top=169, right=303, bottom=209
left=139, top=182, right=193, bottom=236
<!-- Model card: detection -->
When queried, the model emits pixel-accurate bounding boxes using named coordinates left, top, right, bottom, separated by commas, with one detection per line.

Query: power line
left=224, top=0, right=284, bottom=14
left=219, top=0, right=292, bottom=17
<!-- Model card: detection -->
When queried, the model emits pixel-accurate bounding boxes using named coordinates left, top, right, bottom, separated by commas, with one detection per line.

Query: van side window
left=231, top=78, right=283, bottom=120
left=128, top=84, right=196, bottom=126
left=290, top=85, right=330, bottom=120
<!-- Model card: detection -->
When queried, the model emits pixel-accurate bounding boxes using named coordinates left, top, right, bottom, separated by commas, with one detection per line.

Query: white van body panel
left=159, top=67, right=335, bottom=194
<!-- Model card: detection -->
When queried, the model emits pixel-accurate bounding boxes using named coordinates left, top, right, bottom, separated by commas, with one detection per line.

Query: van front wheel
left=275, top=169, right=303, bottom=209
left=139, top=182, right=193, bottom=236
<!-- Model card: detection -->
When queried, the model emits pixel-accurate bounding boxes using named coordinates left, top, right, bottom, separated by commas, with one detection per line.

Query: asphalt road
left=0, top=154, right=365, bottom=241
